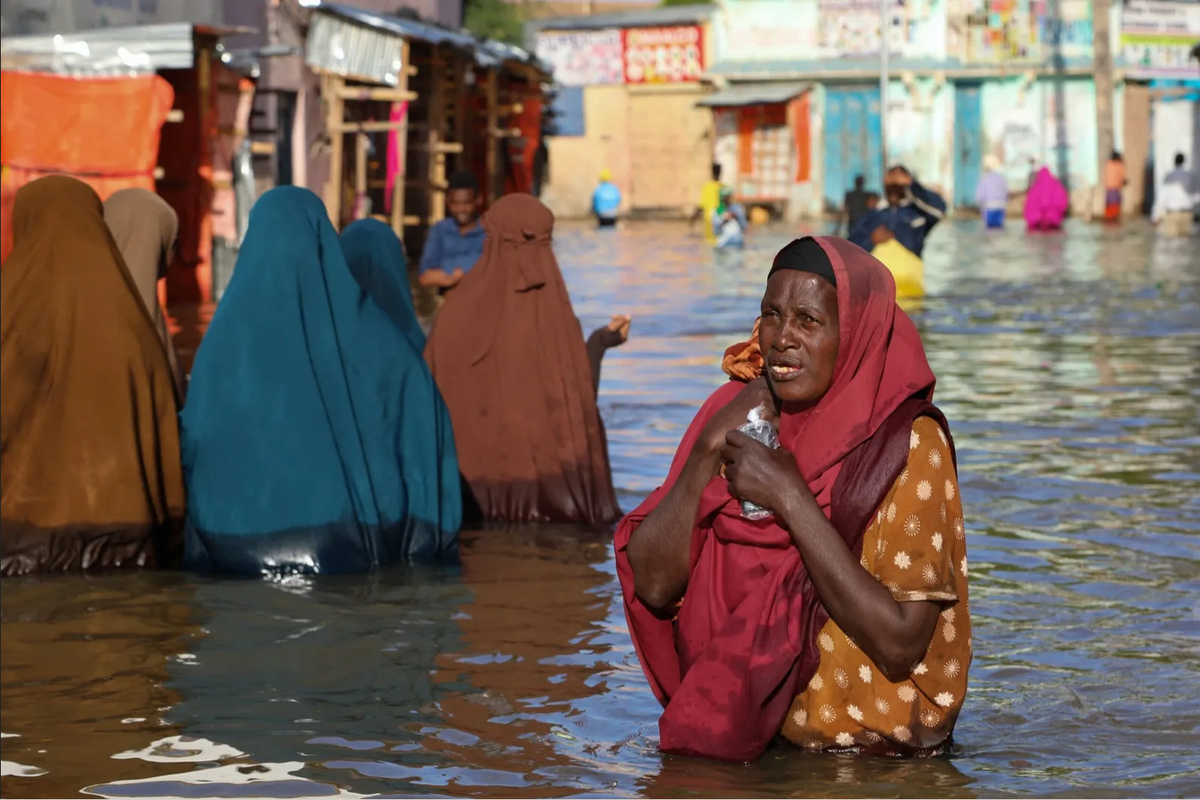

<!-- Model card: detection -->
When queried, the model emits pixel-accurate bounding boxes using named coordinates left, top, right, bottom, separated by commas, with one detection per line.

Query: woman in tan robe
left=103, top=187, right=186, bottom=394
left=0, top=175, right=186, bottom=576
left=425, top=193, right=628, bottom=527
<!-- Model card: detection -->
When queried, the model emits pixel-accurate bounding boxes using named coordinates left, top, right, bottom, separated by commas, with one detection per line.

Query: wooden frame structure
left=305, top=6, right=551, bottom=254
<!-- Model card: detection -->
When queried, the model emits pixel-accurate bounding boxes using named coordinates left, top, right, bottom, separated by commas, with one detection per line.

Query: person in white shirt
left=1153, top=152, right=1198, bottom=237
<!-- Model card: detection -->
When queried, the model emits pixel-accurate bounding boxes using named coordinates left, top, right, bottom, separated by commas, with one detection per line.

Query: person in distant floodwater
left=418, top=170, right=486, bottom=294
left=1153, top=152, right=1198, bottom=238
left=842, top=174, right=871, bottom=235
left=593, top=169, right=621, bottom=228
left=1104, top=151, right=1126, bottom=222
left=849, top=166, right=946, bottom=260
left=697, top=163, right=723, bottom=244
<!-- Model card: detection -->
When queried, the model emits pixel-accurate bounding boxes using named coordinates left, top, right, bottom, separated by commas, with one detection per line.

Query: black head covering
left=767, top=237, right=837, bottom=287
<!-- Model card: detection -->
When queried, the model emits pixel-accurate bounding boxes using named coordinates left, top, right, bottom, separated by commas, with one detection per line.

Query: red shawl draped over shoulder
left=614, top=236, right=943, bottom=762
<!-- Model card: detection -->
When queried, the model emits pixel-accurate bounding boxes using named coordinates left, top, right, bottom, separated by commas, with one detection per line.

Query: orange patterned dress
left=782, top=415, right=970, bottom=755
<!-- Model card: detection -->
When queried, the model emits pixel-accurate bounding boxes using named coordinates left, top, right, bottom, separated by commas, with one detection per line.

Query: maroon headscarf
left=614, top=237, right=942, bottom=762
left=425, top=194, right=620, bottom=526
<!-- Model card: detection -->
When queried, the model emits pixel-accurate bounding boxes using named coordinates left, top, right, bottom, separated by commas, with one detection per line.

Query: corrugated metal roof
left=475, top=38, right=551, bottom=75
left=313, top=3, right=477, bottom=51
left=306, top=9, right=408, bottom=85
left=696, top=81, right=810, bottom=107
left=307, top=2, right=549, bottom=80
left=530, top=4, right=716, bottom=33
left=0, top=22, right=251, bottom=75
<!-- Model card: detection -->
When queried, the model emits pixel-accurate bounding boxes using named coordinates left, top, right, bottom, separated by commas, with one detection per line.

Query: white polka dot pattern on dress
left=910, top=430, right=920, bottom=450
left=781, top=417, right=970, bottom=755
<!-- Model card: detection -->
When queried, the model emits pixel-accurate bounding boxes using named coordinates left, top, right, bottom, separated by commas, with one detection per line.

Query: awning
left=0, top=23, right=254, bottom=75
left=696, top=82, right=810, bottom=108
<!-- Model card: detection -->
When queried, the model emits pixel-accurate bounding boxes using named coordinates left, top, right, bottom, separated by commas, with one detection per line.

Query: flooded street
left=2, top=220, right=1198, bottom=798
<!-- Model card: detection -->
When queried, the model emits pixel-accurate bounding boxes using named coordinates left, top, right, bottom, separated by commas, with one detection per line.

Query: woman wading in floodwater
left=616, top=236, right=970, bottom=761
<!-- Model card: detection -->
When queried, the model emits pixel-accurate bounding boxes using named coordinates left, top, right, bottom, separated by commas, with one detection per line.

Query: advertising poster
left=535, top=29, right=624, bottom=87
left=1121, top=0, right=1200, bottom=77
left=622, top=25, right=704, bottom=84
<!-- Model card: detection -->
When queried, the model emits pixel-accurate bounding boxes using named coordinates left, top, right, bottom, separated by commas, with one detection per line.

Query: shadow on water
left=2, top=219, right=1199, bottom=798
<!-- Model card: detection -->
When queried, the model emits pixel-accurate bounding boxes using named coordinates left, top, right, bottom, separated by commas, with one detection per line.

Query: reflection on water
left=2, top=219, right=1198, bottom=798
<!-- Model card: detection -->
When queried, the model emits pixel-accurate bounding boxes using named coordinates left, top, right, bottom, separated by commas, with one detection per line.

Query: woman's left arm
left=775, top=484, right=940, bottom=681
left=720, top=428, right=945, bottom=681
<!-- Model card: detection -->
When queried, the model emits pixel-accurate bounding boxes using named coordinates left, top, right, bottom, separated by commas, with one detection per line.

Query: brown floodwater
left=2, top=219, right=1198, bottom=798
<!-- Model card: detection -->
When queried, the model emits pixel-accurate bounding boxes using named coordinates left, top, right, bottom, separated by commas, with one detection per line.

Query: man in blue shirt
left=592, top=169, right=621, bottom=228
left=419, top=170, right=487, bottom=292
left=849, top=165, right=946, bottom=258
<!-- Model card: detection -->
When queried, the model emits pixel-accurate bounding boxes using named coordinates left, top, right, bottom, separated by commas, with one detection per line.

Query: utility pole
left=1093, top=0, right=1115, bottom=218
left=879, top=0, right=889, bottom=178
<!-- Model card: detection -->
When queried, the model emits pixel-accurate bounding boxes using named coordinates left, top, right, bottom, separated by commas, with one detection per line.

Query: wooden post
left=428, top=46, right=447, bottom=224
left=1093, top=0, right=1115, bottom=219
left=354, top=131, right=368, bottom=220
left=391, top=40, right=412, bottom=237
left=325, top=73, right=346, bottom=229
left=453, top=58, right=467, bottom=174
left=485, top=68, right=499, bottom=204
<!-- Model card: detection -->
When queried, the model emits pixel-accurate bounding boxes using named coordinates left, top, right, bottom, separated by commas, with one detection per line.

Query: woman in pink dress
left=1024, top=167, right=1069, bottom=231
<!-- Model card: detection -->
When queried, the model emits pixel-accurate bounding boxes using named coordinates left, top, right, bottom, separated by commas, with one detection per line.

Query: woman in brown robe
left=1, top=175, right=186, bottom=576
left=425, top=193, right=628, bottom=526
left=103, top=187, right=186, bottom=395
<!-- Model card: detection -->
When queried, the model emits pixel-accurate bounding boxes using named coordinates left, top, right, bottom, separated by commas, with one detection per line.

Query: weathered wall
left=627, top=84, right=712, bottom=213
left=542, top=84, right=631, bottom=218
left=886, top=77, right=954, bottom=199
left=976, top=75, right=1103, bottom=215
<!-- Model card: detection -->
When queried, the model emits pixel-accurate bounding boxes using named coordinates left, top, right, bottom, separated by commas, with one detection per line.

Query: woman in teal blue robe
left=180, top=188, right=461, bottom=574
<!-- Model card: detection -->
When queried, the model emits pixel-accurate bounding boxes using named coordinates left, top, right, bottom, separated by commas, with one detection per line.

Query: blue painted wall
left=954, top=83, right=983, bottom=208
left=822, top=86, right=883, bottom=210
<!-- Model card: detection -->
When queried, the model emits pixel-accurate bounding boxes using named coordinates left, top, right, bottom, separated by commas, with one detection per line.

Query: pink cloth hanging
left=384, top=101, right=409, bottom=214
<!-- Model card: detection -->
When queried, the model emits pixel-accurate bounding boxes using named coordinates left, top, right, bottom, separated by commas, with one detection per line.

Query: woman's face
left=758, top=270, right=840, bottom=405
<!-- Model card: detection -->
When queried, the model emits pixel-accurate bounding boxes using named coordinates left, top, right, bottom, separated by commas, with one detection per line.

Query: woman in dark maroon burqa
left=425, top=194, right=627, bottom=526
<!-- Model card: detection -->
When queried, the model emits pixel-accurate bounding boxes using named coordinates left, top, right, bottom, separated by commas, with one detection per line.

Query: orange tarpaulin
left=1, top=71, right=175, bottom=263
